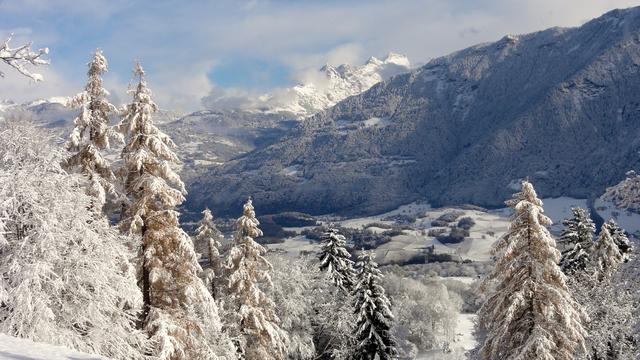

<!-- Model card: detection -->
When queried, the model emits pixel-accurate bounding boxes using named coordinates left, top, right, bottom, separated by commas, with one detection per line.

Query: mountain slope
left=188, top=7, right=640, bottom=217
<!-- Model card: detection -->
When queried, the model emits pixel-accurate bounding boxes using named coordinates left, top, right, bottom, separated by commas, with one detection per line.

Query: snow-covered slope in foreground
left=0, top=333, right=105, bottom=359
left=265, top=53, right=411, bottom=118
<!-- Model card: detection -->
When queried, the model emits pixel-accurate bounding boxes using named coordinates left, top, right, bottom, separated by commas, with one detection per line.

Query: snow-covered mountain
left=264, top=53, right=411, bottom=118
left=188, top=7, right=640, bottom=217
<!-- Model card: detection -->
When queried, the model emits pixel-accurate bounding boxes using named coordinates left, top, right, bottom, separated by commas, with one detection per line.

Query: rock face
left=188, top=7, right=640, bottom=217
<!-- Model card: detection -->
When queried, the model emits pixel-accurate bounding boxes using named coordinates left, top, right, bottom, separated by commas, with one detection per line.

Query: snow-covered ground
left=336, top=203, right=508, bottom=264
left=416, top=313, right=477, bottom=360
left=594, top=197, right=640, bottom=235
left=272, top=201, right=508, bottom=264
left=0, top=334, right=105, bottom=359
left=269, top=235, right=318, bottom=255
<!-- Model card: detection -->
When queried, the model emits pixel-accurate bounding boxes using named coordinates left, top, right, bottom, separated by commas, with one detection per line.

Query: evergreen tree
left=591, top=227, right=624, bottom=282
left=352, top=251, right=397, bottom=360
left=225, top=198, right=287, bottom=359
left=318, top=227, right=355, bottom=293
left=117, top=63, right=227, bottom=360
left=478, top=181, right=586, bottom=360
left=568, top=225, right=635, bottom=360
left=64, top=49, right=120, bottom=208
left=559, top=207, right=596, bottom=274
left=0, top=120, right=145, bottom=359
left=602, top=219, right=632, bottom=262
left=195, top=208, right=223, bottom=298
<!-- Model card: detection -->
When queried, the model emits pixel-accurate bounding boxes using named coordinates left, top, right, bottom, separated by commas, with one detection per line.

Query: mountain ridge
left=186, top=6, right=640, bottom=217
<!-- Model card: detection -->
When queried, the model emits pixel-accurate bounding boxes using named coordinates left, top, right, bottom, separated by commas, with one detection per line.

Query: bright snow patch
left=0, top=333, right=105, bottom=359
left=594, top=197, right=640, bottom=235
left=362, top=117, right=390, bottom=128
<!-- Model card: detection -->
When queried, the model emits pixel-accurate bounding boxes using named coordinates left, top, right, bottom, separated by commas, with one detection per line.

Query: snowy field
left=0, top=334, right=104, bottom=359
left=273, top=197, right=594, bottom=265
left=416, top=313, right=477, bottom=360
left=594, top=197, right=640, bottom=234
left=273, top=201, right=509, bottom=264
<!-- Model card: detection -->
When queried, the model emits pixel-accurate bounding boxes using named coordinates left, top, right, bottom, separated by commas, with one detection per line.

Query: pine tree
left=64, top=49, right=120, bottom=208
left=559, top=207, right=595, bottom=274
left=318, top=227, right=355, bottom=293
left=224, top=198, right=287, bottom=360
left=352, top=251, right=397, bottom=360
left=591, top=227, right=624, bottom=282
left=602, top=219, right=632, bottom=262
left=117, top=63, right=226, bottom=360
left=195, top=208, right=223, bottom=298
left=478, top=181, right=586, bottom=360
left=568, top=225, right=634, bottom=359
left=0, top=120, right=145, bottom=359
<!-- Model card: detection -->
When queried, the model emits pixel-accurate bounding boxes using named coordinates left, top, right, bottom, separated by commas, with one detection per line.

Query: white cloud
left=0, top=65, right=79, bottom=104
left=2, top=0, right=640, bottom=111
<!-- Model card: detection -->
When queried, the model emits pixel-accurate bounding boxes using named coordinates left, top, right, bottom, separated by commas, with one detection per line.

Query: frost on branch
left=478, top=181, right=587, bottom=360
left=0, top=120, right=145, bottom=359
left=0, top=34, right=49, bottom=81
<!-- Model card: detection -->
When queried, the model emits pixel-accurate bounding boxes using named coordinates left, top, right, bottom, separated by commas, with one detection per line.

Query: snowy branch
left=0, top=34, right=49, bottom=81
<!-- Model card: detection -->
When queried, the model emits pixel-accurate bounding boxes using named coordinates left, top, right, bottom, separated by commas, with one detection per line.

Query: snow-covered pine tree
left=602, top=219, right=632, bottom=262
left=0, top=120, right=145, bottom=359
left=568, top=224, right=635, bottom=359
left=64, top=49, right=120, bottom=208
left=558, top=207, right=595, bottom=274
left=352, top=250, right=397, bottom=360
left=117, top=63, right=227, bottom=360
left=478, top=181, right=586, bottom=360
left=195, top=208, right=223, bottom=298
left=591, top=227, right=624, bottom=282
left=318, top=227, right=355, bottom=293
left=225, top=198, right=287, bottom=360
left=269, top=254, right=317, bottom=360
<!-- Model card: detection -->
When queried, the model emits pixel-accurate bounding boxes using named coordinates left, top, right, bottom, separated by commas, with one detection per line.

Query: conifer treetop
left=602, top=219, right=633, bottom=262
left=225, top=197, right=287, bottom=360
left=195, top=208, right=222, bottom=247
left=117, top=62, right=185, bottom=234
left=479, top=181, right=586, bottom=360
left=64, top=49, right=120, bottom=206
left=559, top=207, right=595, bottom=274
left=591, top=227, right=624, bottom=282
left=352, top=250, right=396, bottom=360
left=319, top=227, right=355, bottom=292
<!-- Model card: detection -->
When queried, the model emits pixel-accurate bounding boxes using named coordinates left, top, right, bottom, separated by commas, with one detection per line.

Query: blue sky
left=0, top=0, right=637, bottom=111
